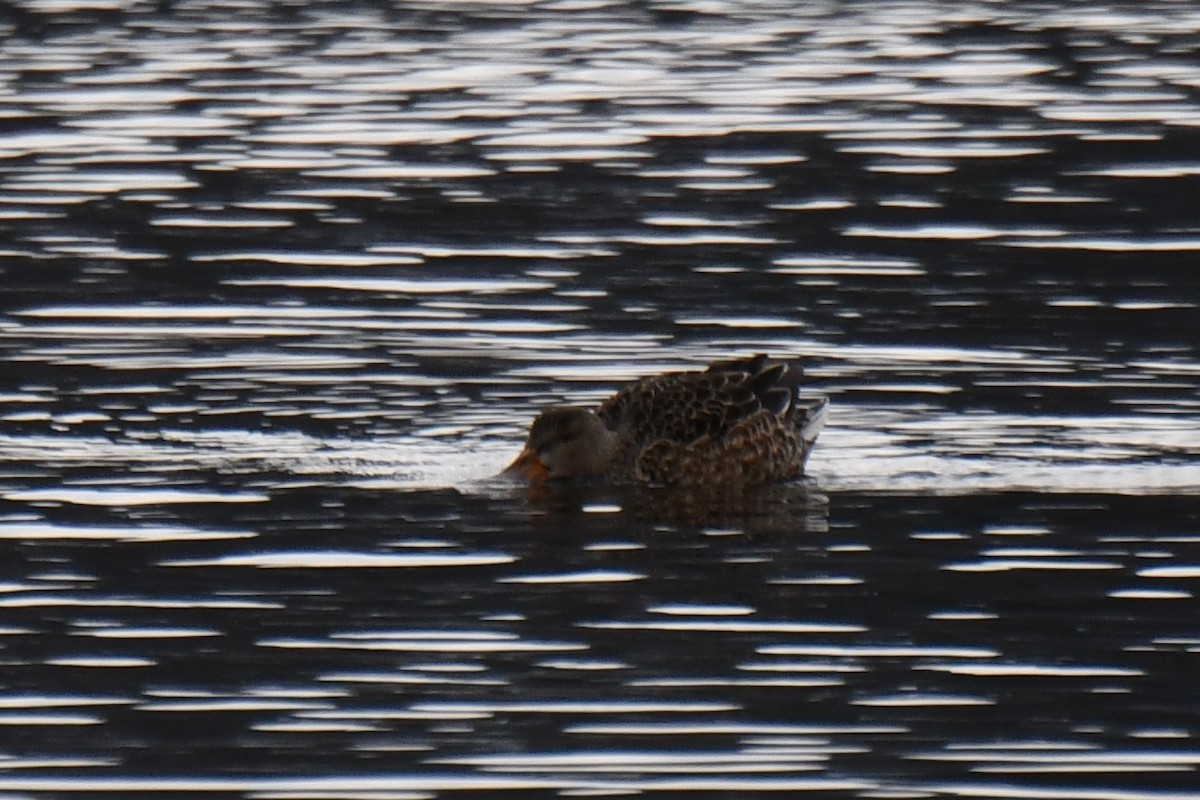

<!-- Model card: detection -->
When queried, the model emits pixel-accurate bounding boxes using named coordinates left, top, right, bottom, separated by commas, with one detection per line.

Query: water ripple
left=2, top=2, right=1200, bottom=797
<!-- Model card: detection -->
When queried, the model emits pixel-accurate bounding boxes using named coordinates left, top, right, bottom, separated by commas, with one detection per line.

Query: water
left=2, top=1, right=1200, bottom=797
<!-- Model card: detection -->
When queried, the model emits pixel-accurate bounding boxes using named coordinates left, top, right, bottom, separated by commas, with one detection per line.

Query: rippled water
left=2, top=1, right=1199, bottom=798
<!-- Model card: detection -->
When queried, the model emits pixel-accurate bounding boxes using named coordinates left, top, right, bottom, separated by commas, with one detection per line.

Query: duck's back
left=596, top=355, right=824, bottom=485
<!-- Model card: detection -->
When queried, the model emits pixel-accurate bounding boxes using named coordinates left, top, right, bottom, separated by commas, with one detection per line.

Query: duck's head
left=502, top=406, right=616, bottom=482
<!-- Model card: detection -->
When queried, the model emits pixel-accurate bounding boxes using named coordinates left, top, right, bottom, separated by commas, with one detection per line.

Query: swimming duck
left=503, top=354, right=827, bottom=485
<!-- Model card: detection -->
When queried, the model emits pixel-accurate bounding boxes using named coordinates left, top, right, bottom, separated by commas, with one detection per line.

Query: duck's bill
left=501, top=448, right=550, bottom=482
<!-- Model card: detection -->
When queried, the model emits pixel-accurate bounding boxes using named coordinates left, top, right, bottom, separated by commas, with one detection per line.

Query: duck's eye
left=541, top=435, right=572, bottom=453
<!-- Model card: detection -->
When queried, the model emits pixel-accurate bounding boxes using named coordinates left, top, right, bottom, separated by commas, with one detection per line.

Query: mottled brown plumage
left=503, top=355, right=828, bottom=486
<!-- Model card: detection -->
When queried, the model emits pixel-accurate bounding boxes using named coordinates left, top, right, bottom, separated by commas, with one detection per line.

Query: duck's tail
left=793, top=394, right=829, bottom=452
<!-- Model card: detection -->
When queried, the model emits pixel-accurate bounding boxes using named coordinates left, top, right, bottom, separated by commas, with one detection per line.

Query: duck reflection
left=509, top=478, right=829, bottom=537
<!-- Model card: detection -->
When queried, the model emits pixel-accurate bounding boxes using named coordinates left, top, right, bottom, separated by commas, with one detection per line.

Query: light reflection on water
left=5, top=405, right=1198, bottom=496
left=2, top=1, right=1200, bottom=798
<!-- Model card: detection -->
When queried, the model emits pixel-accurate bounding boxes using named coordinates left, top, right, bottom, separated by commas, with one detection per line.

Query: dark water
left=2, top=1, right=1199, bottom=798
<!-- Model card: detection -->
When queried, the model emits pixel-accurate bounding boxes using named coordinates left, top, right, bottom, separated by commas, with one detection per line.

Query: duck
left=503, top=354, right=828, bottom=486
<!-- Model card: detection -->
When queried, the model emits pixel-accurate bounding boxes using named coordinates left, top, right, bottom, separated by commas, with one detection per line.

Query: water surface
left=1, top=1, right=1199, bottom=798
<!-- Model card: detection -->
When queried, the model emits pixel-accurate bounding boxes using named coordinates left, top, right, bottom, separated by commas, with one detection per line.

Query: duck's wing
left=704, top=354, right=805, bottom=419
left=596, top=355, right=803, bottom=446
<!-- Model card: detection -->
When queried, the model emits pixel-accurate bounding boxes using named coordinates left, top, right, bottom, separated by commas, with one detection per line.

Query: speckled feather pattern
left=594, top=355, right=817, bottom=485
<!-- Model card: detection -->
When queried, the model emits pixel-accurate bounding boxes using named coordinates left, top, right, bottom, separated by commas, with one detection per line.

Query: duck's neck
left=577, top=414, right=619, bottom=476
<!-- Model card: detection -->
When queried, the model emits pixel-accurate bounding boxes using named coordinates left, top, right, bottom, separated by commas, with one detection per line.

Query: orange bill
left=502, top=448, right=549, bottom=482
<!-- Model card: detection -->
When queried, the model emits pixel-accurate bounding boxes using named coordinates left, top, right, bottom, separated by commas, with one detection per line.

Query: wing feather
left=597, top=354, right=803, bottom=447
